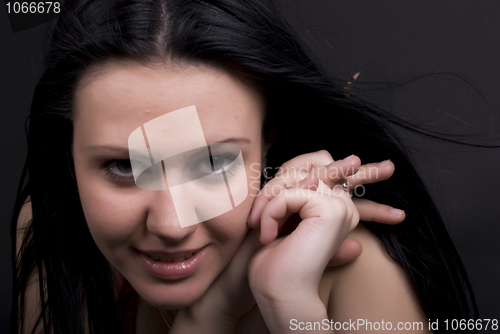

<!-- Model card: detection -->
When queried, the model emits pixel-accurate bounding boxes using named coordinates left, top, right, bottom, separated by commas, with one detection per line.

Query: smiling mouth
left=135, top=246, right=206, bottom=263
left=145, top=252, right=196, bottom=262
left=136, top=246, right=208, bottom=280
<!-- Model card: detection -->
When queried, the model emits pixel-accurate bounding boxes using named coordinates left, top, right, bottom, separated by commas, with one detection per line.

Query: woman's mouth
left=135, top=247, right=207, bottom=280
left=147, top=252, right=196, bottom=262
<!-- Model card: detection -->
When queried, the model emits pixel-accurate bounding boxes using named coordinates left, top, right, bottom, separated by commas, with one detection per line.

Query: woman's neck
left=137, top=297, right=176, bottom=333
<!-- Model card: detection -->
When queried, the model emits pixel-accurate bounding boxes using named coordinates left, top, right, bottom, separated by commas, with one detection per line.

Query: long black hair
left=11, top=0, right=479, bottom=333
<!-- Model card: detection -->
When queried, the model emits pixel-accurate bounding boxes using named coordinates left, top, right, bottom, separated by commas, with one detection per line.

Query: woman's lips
left=136, top=246, right=207, bottom=280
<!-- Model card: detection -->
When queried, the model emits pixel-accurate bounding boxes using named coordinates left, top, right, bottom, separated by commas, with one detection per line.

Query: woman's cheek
left=212, top=194, right=253, bottom=242
left=80, top=184, right=142, bottom=250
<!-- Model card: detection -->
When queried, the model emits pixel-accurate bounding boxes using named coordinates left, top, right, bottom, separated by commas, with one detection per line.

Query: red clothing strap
left=115, top=275, right=140, bottom=334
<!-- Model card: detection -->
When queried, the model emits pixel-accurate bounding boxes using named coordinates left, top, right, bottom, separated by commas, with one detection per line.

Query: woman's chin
left=140, top=281, right=210, bottom=310
left=144, top=293, right=204, bottom=310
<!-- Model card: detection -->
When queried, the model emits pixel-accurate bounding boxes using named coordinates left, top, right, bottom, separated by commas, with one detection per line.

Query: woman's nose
left=145, top=188, right=198, bottom=242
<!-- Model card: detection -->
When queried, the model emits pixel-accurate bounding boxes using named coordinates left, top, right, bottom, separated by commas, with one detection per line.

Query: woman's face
left=72, top=60, right=264, bottom=309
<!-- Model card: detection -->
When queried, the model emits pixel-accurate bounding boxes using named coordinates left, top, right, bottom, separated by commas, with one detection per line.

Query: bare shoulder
left=319, top=224, right=431, bottom=333
left=16, top=195, right=32, bottom=256
left=15, top=196, right=89, bottom=334
left=15, top=196, right=45, bottom=334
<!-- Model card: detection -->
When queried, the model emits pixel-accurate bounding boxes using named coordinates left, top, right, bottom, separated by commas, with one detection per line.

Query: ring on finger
left=341, top=178, right=349, bottom=192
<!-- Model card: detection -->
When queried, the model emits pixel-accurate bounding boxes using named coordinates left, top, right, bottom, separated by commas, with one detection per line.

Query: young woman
left=12, top=0, right=478, bottom=333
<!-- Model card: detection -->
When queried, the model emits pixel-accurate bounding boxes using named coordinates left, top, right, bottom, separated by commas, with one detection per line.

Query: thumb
left=297, top=172, right=320, bottom=191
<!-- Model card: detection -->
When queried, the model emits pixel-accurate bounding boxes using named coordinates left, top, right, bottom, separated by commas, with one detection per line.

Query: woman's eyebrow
left=86, top=146, right=131, bottom=156
left=86, top=137, right=251, bottom=154
left=212, top=137, right=251, bottom=145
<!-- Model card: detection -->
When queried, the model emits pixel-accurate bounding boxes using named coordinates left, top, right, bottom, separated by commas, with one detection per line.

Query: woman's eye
left=113, top=160, right=133, bottom=174
left=211, top=156, right=227, bottom=171
left=102, top=159, right=134, bottom=182
left=101, top=153, right=241, bottom=185
left=191, top=154, right=236, bottom=180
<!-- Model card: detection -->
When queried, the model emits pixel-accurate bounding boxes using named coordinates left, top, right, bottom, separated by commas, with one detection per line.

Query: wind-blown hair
left=11, top=0, right=478, bottom=333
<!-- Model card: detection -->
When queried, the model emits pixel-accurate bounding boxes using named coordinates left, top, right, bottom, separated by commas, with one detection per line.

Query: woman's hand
left=249, top=151, right=405, bottom=264
left=246, top=151, right=404, bottom=333
left=247, top=165, right=359, bottom=333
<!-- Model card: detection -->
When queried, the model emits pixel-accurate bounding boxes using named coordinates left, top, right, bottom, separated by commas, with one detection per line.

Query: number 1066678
left=5, top=2, right=61, bottom=14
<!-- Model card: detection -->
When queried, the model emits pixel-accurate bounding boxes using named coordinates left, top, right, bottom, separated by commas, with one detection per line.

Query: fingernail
left=343, top=154, right=355, bottom=162
left=378, top=159, right=391, bottom=166
left=390, top=208, right=404, bottom=215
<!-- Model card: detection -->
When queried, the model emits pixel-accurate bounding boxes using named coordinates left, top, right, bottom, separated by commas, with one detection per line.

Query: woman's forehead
left=72, top=60, right=263, bottom=149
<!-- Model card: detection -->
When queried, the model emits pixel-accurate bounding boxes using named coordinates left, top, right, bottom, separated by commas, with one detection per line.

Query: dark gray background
left=1, top=0, right=499, bottom=331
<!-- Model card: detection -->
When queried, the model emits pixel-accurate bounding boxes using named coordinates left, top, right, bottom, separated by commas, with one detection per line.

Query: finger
left=278, top=150, right=334, bottom=173
left=259, top=174, right=321, bottom=245
left=248, top=152, right=330, bottom=229
left=248, top=153, right=358, bottom=229
left=258, top=173, right=320, bottom=243
left=353, top=198, right=405, bottom=224
left=261, top=190, right=359, bottom=270
left=309, top=155, right=361, bottom=189
left=347, top=159, right=395, bottom=189
left=259, top=191, right=301, bottom=244
left=275, top=176, right=351, bottom=238
left=326, top=238, right=362, bottom=266
left=259, top=176, right=356, bottom=245
left=298, top=172, right=320, bottom=191
left=247, top=173, right=300, bottom=229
